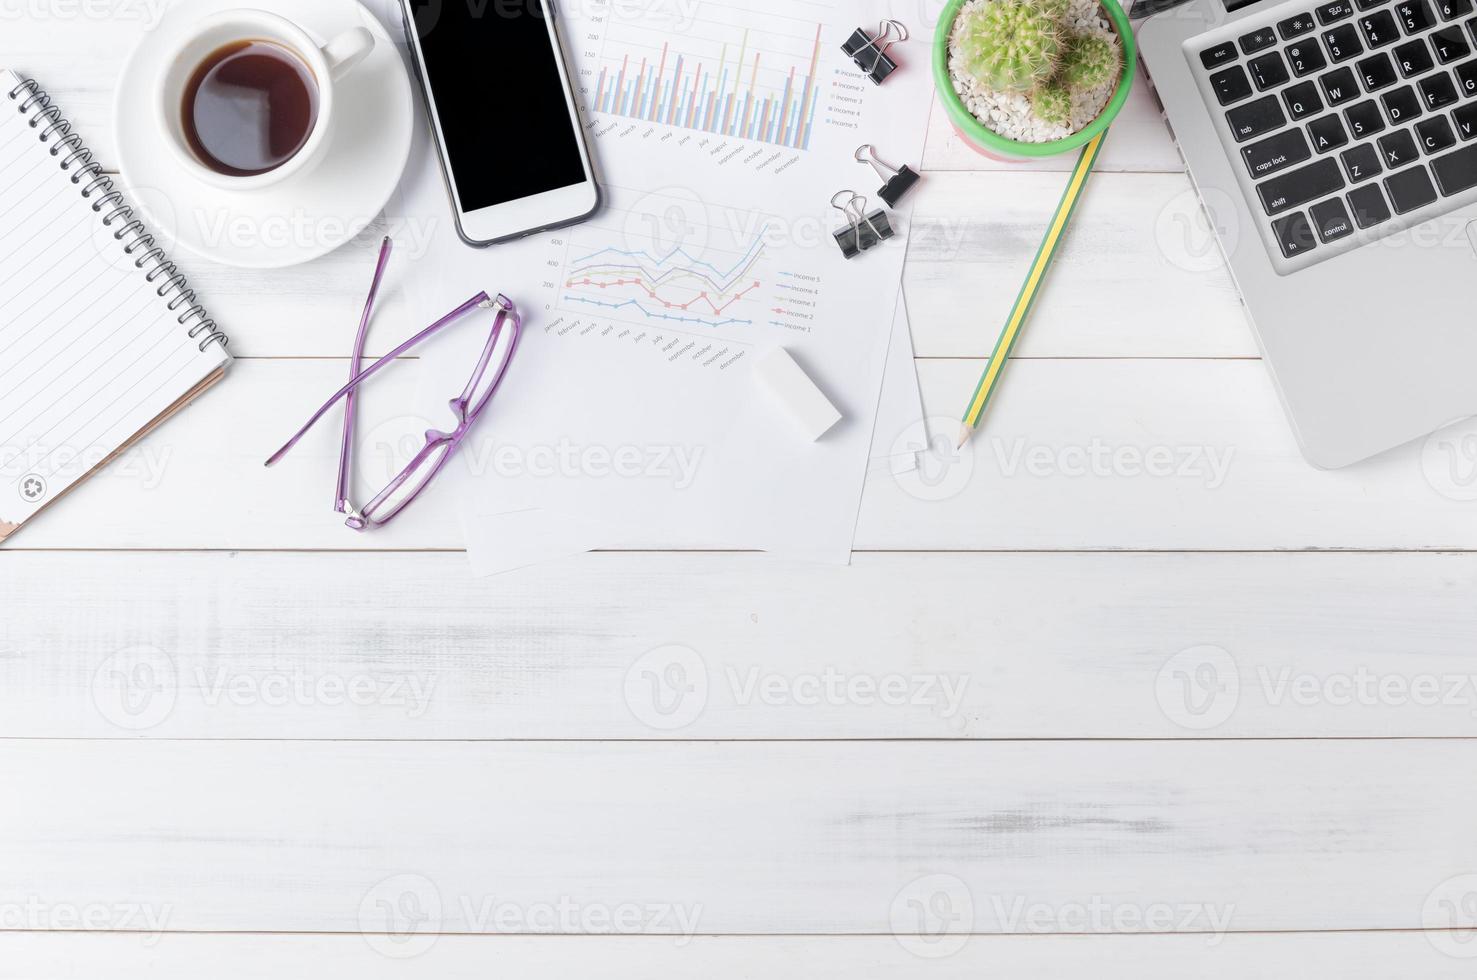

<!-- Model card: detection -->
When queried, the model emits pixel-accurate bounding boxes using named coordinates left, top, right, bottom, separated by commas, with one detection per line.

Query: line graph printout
left=542, top=187, right=821, bottom=351
left=401, top=0, right=933, bottom=562
left=562, top=220, right=767, bottom=329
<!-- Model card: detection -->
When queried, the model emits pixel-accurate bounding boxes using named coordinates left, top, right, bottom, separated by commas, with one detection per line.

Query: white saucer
left=114, top=0, right=413, bottom=269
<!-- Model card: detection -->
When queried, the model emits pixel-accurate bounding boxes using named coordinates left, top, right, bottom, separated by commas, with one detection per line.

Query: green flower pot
left=933, top=0, right=1136, bottom=161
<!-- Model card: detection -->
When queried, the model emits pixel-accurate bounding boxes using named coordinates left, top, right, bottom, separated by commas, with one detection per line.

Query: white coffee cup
left=156, top=9, right=374, bottom=191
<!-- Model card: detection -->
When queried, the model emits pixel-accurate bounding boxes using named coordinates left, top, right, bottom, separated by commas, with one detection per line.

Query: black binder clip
left=831, top=191, right=894, bottom=259
left=841, top=20, right=908, bottom=85
left=856, top=144, right=921, bottom=208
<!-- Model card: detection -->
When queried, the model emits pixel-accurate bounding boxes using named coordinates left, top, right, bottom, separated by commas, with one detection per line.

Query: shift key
left=1257, top=158, right=1345, bottom=215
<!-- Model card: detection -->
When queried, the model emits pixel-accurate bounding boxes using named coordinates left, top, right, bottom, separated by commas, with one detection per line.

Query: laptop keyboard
left=1197, top=0, right=1477, bottom=263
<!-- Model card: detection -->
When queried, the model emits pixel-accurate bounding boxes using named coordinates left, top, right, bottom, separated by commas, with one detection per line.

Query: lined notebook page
left=0, top=70, right=229, bottom=538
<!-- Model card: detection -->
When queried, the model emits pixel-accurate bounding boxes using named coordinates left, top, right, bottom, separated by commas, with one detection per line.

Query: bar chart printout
left=589, top=7, right=827, bottom=151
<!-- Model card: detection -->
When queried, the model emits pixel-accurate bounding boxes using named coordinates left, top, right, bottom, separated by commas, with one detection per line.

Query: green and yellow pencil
left=957, top=132, right=1107, bottom=449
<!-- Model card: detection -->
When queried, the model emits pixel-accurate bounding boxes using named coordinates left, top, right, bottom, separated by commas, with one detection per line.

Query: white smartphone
left=400, top=0, right=601, bottom=246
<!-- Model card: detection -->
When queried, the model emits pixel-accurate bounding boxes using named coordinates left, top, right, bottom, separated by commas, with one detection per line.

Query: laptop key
left=1456, top=59, right=1477, bottom=94
left=1201, top=42, right=1239, bottom=69
left=1308, top=112, right=1351, bottom=150
left=1430, top=139, right=1477, bottom=190
left=1394, top=38, right=1436, bottom=74
left=1421, top=71, right=1460, bottom=107
left=1342, top=141, right=1386, bottom=177
left=1227, top=94, right=1287, bottom=140
left=1360, top=9, right=1402, bottom=44
left=1286, top=80, right=1325, bottom=117
left=1289, top=40, right=1329, bottom=74
left=1358, top=51, right=1399, bottom=88
left=1379, top=127, right=1421, bottom=165
left=1431, top=25, right=1472, bottom=60
left=1212, top=65, right=1254, bottom=104
left=1272, top=211, right=1319, bottom=256
left=1384, top=162, right=1439, bottom=209
left=1345, top=97, right=1388, bottom=134
left=1437, top=0, right=1474, bottom=18
left=1319, top=0, right=1356, bottom=22
left=1240, top=26, right=1279, bottom=54
left=1454, top=99, right=1477, bottom=136
left=1396, top=0, right=1437, bottom=30
left=1322, top=65, right=1361, bottom=102
left=1243, top=129, right=1314, bottom=177
left=1347, top=183, right=1394, bottom=225
left=1258, top=157, right=1347, bottom=213
left=1251, top=51, right=1292, bottom=88
left=1310, top=197, right=1357, bottom=239
left=1417, top=114, right=1459, bottom=150
left=1280, top=11, right=1319, bottom=36
left=1383, top=83, right=1425, bottom=120
left=1324, top=23, right=1365, bottom=60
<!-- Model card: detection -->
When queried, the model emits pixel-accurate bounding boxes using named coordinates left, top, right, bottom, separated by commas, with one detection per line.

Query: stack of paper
left=382, top=0, right=934, bottom=573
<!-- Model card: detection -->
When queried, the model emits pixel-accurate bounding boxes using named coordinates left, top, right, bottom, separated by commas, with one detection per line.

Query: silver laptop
left=1138, top=0, right=1477, bottom=467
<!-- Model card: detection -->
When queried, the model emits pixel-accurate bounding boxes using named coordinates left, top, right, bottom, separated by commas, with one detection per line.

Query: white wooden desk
left=6, top=8, right=1477, bottom=976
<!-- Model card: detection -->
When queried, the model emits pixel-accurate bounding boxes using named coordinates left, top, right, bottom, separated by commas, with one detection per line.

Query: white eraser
left=755, top=346, right=843, bottom=442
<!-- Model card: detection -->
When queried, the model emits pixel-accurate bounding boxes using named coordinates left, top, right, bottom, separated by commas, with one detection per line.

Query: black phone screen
left=407, top=0, right=588, bottom=212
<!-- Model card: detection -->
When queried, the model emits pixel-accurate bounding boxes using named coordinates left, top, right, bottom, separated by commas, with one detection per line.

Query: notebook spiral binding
left=6, top=77, right=229, bottom=354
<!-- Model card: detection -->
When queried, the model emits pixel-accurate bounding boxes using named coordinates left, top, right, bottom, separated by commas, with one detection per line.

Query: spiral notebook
left=0, top=72, right=230, bottom=544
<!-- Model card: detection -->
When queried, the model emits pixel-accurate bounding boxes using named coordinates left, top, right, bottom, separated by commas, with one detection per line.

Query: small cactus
left=951, top=0, right=1125, bottom=134
left=955, top=0, right=1064, bottom=93
left=1029, top=0, right=1072, bottom=20
left=1060, top=31, right=1120, bottom=90
left=1032, top=84, right=1072, bottom=126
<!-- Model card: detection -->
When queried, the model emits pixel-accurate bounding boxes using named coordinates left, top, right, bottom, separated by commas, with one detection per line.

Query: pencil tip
left=955, top=423, right=972, bottom=451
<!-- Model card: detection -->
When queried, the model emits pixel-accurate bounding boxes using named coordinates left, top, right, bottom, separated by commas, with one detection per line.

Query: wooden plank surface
left=7, top=168, right=1256, bottom=361
left=4, top=10, right=1232, bottom=365
left=8, top=551, right=1477, bottom=740
left=1, top=933, right=1473, bottom=979
left=4, top=0, right=1473, bottom=964
left=6, top=358, right=1472, bottom=551
left=905, top=172, right=1254, bottom=359
left=1, top=739, right=1474, bottom=934
left=159, top=170, right=1257, bottom=362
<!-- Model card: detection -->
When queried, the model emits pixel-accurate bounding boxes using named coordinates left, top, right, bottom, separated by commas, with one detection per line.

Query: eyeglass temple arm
left=338, top=237, right=394, bottom=512
left=264, top=290, right=493, bottom=468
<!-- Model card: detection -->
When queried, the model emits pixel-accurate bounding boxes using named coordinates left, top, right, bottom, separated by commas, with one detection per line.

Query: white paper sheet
left=458, top=295, right=925, bottom=576
left=388, top=0, right=933, bottom=566
left=870, top=293, right=926, bottom=477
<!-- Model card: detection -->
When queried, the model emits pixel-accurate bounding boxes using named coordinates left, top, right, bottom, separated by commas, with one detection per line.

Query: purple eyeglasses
left=265, top=237, right=521, bottom=530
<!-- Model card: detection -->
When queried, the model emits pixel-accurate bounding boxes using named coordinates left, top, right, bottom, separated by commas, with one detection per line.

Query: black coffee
left=182, top=40, right=319, bottom=177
